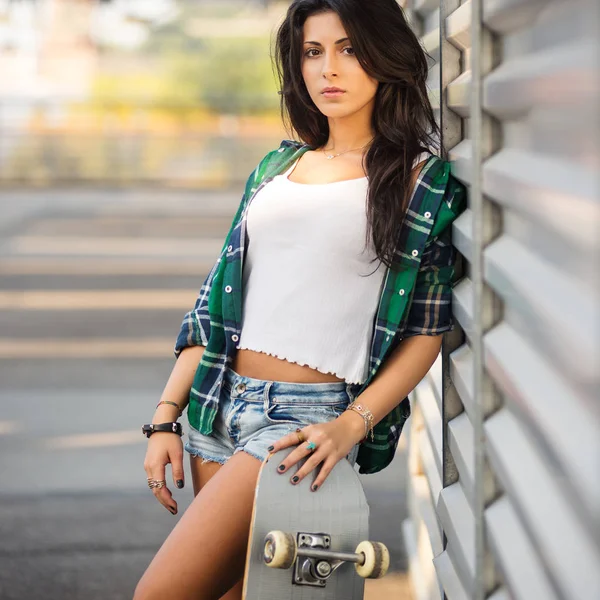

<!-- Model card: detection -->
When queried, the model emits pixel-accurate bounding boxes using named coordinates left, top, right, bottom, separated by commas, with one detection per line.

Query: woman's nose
left=321, top=53, right=338, bottom=78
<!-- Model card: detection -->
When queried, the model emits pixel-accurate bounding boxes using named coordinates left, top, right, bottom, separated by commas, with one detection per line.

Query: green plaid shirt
left=175, top=139, right=467, bottom=474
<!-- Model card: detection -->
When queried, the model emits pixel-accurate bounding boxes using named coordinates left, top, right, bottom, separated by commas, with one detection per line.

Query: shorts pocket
left=264, top=400, right=347, bottom=426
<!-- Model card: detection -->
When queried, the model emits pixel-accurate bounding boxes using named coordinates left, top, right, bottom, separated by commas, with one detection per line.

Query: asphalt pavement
left=0, top=188, right=411, bottom=600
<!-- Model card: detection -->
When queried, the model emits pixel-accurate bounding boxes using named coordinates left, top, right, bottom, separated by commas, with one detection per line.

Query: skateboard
left=242, top=447, right=390, bottom=599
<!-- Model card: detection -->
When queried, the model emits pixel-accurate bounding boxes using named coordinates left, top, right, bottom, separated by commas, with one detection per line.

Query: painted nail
left=170, top=508, right=177, bottom=515
left=312, top=484, right=319, bottom=492
left=292, top=476, right=299, bottom=483
left=176, top=480, right=184, bottom=489
left=267, top=445, right=274, bottom=452
left=278, top=464, right=285, bottom=471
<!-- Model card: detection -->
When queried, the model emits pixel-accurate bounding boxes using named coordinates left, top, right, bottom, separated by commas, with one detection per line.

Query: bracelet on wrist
left=155, top=400, right=183, bottom=416
left=346, top=401, right=375, bottom=442
left=142, top=422, right=183, bottom=438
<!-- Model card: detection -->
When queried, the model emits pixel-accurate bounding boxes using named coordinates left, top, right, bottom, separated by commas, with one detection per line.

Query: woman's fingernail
left=312, top=484, right=319, bottom=492
left=292, top=475, right=299, bottom=483
left=267, top=445, right=274, bottom=452
left=278, top=464, right=285, bottom=472
left=176, top=480, right=184, bottom=489
left=170, top=508, right=177, bottom=515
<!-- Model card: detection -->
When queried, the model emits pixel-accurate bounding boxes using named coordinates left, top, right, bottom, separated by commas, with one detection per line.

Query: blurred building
left=0, top=0, right=287, bottom=187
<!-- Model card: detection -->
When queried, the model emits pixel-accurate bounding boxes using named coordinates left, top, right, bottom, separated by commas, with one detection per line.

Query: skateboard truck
left=263, top=530, right=389, bottom=587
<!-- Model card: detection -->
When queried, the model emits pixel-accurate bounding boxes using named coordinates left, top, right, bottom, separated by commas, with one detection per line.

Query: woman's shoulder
left=255, top=139, right=307, bottom=170
left=243, top=140, right=308, bottom=196
left=415, top=153, right=468, bottom=236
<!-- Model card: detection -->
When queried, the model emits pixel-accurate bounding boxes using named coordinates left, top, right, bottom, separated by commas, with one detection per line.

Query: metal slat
left=448, top=413, right=475, bottom=510
left=436, top=482, right=476, bottom=590
left=485, top=409, right=600, bottom=600
left=409, top=474, right=444, bottom=557
left=486, top=495, right=559, bottom=600
left=451, top=278, right=473, bottom=340
left=485, top=236, right=598, bottom=383
left=432, top=544, right=470, bottom=600
left=415, top=381, right=444, bottom=487
left=485, top=322, right=600, bottom=530
left=449, top=344, right=475, bottom=422
left=483, top=149, right=599, bottom=253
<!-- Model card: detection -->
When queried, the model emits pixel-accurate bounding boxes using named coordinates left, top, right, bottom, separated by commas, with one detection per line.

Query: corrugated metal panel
left=403, top=0, right=600, bottom=599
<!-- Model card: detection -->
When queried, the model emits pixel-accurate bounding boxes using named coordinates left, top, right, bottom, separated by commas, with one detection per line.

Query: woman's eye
left=304, top=47, right=355, bottom=58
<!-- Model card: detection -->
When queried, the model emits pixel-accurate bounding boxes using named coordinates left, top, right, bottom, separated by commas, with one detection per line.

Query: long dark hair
left=274, top=0, right=440, bottom=270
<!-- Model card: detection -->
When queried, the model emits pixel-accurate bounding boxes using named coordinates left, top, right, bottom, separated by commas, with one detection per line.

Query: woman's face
left=301, top=11, right=379, bottom=120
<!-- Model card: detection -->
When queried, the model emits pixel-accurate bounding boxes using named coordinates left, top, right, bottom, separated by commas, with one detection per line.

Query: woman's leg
left=190, top=457, right=244, bottom=600
left=134, top=451, right=262, bottom=600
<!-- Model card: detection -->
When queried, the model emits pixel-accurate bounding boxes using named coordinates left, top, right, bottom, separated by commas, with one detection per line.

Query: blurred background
left=0, top=1, right=411, bottom=598
left=0, top=1, right=599, bottom=600
left=0, top=0, right=287, bottom=187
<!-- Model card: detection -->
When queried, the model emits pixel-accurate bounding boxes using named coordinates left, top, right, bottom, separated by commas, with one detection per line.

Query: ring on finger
left=295, top=427, right=305, bottom=444
left=147, top=478, right=166, bottom=489
left=306, top=441, right=317, bottom=452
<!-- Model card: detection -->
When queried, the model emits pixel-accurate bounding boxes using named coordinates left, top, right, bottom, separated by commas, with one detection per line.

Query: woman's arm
left=336, top=335, right=443, bottom=439
left=151, top=345, right=206, bottom=423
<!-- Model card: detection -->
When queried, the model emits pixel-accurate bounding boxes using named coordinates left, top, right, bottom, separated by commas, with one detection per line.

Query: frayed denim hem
left=234, top=447, right=266, bottom=464
left=185, top=444, right=230, bottom=465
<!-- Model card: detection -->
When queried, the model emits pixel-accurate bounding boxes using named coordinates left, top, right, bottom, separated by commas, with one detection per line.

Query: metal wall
left=401, top=1, right=600, bottom=599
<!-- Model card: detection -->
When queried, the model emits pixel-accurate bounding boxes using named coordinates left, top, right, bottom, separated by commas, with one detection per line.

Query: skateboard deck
left=242, top=447, right=381, bottom=600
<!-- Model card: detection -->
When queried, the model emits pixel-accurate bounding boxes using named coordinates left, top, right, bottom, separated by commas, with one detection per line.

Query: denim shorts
left=184, top=366, right=360, bottom=467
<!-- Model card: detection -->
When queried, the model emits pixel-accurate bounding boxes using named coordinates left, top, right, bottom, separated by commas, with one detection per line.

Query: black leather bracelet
left=142, top=422, right=183, bottom=438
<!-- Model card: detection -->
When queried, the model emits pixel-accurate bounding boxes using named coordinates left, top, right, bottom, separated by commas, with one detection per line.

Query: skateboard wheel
left=263, top=530, right=297, bottom=569
left=354, top=541, right=390, bottom=579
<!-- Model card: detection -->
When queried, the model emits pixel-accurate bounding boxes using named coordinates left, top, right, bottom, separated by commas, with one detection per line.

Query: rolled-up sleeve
left=403, top=223, right=456, bottom=336
left=403, top=172, right=467, bottom=337
left=172, top=150, right=273, bottom=358
left=173, top=256, right=221, bottom=358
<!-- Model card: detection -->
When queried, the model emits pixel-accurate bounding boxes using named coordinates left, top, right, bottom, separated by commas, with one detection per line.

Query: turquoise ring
left=306, top=441, right=317, bottom=451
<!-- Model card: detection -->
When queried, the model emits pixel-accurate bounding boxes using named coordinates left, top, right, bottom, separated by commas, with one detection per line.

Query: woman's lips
left=322, top=90, right=345, bottom=98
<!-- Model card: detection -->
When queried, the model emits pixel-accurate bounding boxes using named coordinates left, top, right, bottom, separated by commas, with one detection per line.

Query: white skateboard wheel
left=263, top=530, right=297, bottom=569
left=354, top=541, right=390, bottom=578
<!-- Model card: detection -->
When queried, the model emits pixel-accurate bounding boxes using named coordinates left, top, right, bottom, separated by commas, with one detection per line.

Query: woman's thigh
left=134, top=450, right=262, bottom=600
left=190, top=454, right=222, bottom=496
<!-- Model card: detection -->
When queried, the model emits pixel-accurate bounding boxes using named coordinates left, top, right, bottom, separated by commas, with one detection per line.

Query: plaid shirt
left=175, top=139, right=467, bottom=474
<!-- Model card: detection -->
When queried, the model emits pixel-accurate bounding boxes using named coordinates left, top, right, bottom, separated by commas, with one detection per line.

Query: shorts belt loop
left=263, top=381, right=273, bottom=411
left=345, top=383, right=355, bottom=404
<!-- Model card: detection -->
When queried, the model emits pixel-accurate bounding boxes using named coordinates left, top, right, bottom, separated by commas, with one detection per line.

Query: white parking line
left=0, top=258, right=211, bottom=275
left=0, top=338, right=176, bottom=358
left=9, top=236, right=222, bottom=256
left=0, top=421, right=19, bottom=435
left=45, top=430, right=144, bottom=449
left=0, top=290, right=198, bottom=310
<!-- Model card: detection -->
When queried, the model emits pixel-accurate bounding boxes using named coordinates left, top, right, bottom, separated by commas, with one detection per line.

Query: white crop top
left=237, top=152, right=429, bottom=384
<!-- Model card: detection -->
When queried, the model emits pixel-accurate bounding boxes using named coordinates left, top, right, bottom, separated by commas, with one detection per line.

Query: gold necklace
left=321, top=139, right=373, bottom=160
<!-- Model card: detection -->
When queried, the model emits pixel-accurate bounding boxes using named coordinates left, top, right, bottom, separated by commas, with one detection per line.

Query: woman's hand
left=143, top=432, right=185, bottom=515
left=267, top=411, right=365, bottom=492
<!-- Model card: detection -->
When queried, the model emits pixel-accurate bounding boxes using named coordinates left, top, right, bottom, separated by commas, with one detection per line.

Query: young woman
left=135, top=1, right=466, bottom=598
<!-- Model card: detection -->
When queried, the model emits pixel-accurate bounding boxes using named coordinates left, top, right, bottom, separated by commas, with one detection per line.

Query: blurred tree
left=163, top=36, right=279, bottom=114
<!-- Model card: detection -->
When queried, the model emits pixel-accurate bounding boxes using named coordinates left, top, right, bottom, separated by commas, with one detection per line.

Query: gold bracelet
left=347, top=401, right=375, bottom=442
left=156, top=400, right=183, bottom=416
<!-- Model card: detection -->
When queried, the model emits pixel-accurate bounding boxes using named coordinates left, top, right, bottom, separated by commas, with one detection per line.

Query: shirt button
left=232, top=334, right=239, bottom=342
left=424, top=211, right=431, bottom=219
left=227, top=245, right=233, bottom=252
left=399, top=289, right=405, bottom=296
left=225, top=285, right=232, bottom=293
left=411, top=249, right=418, bottom=257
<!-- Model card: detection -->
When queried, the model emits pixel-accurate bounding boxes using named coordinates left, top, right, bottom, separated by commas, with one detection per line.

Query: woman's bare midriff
left=232, top=349, right=345, bottom=383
